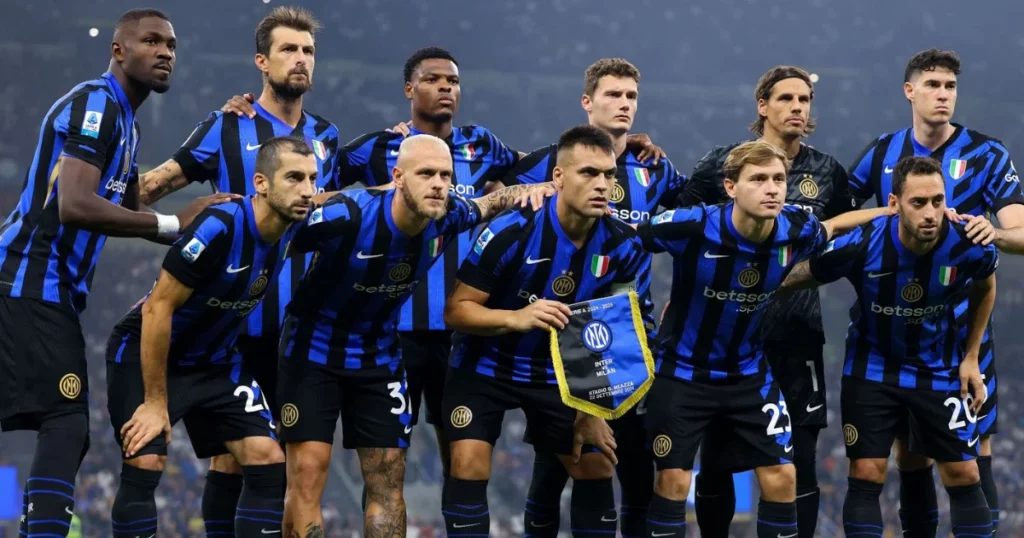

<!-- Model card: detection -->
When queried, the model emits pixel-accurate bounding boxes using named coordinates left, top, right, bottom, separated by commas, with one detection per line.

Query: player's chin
left=149, top=79, right=172, bottom=94
left=757, top=203, right=783, bottom=217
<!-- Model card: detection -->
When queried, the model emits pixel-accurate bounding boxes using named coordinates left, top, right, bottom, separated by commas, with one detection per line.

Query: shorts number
left=762, top=402, right=792, bottom=436
left=387, top=381, right=407, bottom=416
left=944, top=395, right=977, bottom=430
left=805, top=360, right=819, bottom=392
left=636, top=395, right=648, bottom=416
left=234, top=382, right=270, bottom=413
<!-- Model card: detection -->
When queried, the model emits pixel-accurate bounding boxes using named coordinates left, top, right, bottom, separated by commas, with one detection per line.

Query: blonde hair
left=723, top=140, right=791, bottom=181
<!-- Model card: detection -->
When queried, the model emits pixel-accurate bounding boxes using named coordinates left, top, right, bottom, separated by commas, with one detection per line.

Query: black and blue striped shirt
left=0, top=73, right=140, bottom=313
left=637, top=203, right=828, bottom=382
left=337, top=125, right=519, bottom=331
left=282, top=189, right=482, bottom=369
left=110, top=198, right=297, bottom=366
left=452, top=197, right=646, bottom=385
left=172, top=103, right=341, bottom=340
left=810, top=216, right=998, bottom=391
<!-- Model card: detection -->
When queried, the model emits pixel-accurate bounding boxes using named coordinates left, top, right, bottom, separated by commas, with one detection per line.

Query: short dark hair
left=114, top=8, right=169, bottom=36
left=892, top=156, right=943, bottom=196
left=555, top=125, right=615, bottom=164
left=255, top=6, right=321, bottom=57
left=404, top=47, right=459, bottom=83
left=904, top=49, right=961, bottom=83
left=256, top=136, right=314, bottom=178
left=750, top=65, right=817, bottom=138
left=583, top=58, right=641, bottom=97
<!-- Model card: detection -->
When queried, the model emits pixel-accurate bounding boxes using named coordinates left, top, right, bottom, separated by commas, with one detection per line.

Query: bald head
left=392, top=134, right=453, bottom=221
left=396, top=134, right=451, bottom=167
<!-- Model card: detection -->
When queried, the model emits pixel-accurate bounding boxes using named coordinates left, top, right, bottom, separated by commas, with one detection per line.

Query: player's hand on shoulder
left=960, top=213, right=997, bottom=246
left=572, top=413, right=618, bottom=464
left=121, top=402, right=171, bottom=458
left=509, top=299, right=572, bottom=332
left=386, top=121, right=413, bottom=137
left=628, top=133, right=664, bottom=165
left=519, top=182, right=557, bottom=210
left=221, top=93, right=256, bottom=119
left=177, top=193, right=242, bottom=229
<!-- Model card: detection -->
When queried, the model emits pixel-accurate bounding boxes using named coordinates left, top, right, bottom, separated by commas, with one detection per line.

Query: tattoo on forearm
left=358, top=447, right=408, bottom=538
left=782, top=261, right=814, bottom=289
left=476, top=183, right=537, bottom=218
left=139, top=164, right=186, bottom=205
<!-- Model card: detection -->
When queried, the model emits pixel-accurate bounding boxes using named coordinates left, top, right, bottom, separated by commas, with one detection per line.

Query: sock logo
left=450, top=406, right=473, bottom=428
left=59, top=374, right=81, bottom=399
left=778, top=533, right=798, bottom=538
left=64, top=506, right=73, bottom=515
left=843, top=424, right=859, bottom=446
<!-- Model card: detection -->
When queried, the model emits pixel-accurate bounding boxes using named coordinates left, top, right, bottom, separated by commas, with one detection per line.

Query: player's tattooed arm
left=778, top=260, right=823, bottom=292
left=139, top=159, right=191, bottom=205
left=122, top=270, right=194, bottom=457
left=472, top=182, right=556, bottom=220
left=357, top=448, right=408, bottom=538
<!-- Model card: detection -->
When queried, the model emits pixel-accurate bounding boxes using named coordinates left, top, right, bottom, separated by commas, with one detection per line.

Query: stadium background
left=1, top=0, right=1023, bottom=535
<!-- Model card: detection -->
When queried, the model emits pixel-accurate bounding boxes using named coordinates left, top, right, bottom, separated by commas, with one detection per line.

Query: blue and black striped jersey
left=810, top=216, right=998, bottom=391
left=637, top=204, right=828, bottom=382
left=172, top=103, right=341, bottom=340
left=109, top=197, right=297, bottom=366
left=282, top=189, right=482, bottom=369
left=337, top=125, right=519, bottom=331
left=451, top=197, right=645, bottom=385
left=508, top=143, right=686, bottom=326
left=0, top=73, right=140, bottom=313
left=849, top=124, right=1023, bottom=387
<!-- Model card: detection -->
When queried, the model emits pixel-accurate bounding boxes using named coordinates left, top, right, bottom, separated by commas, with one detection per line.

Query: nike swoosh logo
left=884, top=167, right=894, bottom=174
left=356, top=251, right=383, bottom=259
left=390, top=150, right=399, bottom=156
left=404, top=424, right=412, bottom=435
left=247, top=142, right=261, bottom=151
left=652, top=533, right=675, bottom=537
left=226, top=264, right=250, bottom=274
left=526, top=257, right=551, bottom=265
left=453, top=523, right=479, bottom=528
left=778, top=533, right=798, bottom=538
left=704, top=251, right=729, bottom=259
left=531, top=522, right=554, bottom=528
left=261, top=530, right=281, bottom=535
left=806, top=403, right=824, bottom=413
left=601, top=515, right=618, bottom=522
left=784, top=445, right=793, bottom=453
left=967, top=437, right=979, bottom=447
left=119, top=138, right=127, bottom=147
left=977, top=413, right=989, bottom=421
left=868, top=271, right=892, bottom=278
left=65, top=507, right=74, bottom=515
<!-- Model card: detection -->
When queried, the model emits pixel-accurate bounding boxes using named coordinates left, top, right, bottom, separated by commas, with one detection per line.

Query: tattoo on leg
left=358, top=448, right=408, bottom=538
left=303, top=523, right=324, bottom=538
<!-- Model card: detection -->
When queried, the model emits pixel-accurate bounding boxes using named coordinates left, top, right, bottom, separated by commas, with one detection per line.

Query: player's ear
left=552, top=166, right=565, bottom=190
left=253, top=172, right=270, bottom=195
left=723, top=177, right=737, bottom=199
left=903, top=81, right=914, bottom=102
left=255, top=54, right=269, bottom=76
left=404, top=81, right=414, bottom=100
left=887, top=192, right=899, bottom=211
left=581, top=93, right=592, bottom=114
left=111, top=42, right=125, bottom=63
left=391, top=166, right=405, bottom=189
left=756, top=98, right=768, bottom=119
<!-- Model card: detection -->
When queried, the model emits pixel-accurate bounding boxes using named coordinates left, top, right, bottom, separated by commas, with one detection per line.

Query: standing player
left=106, top=136, right=316, bottom=537
left=0, top=10, right=231, bottom=538
left=781, top=156, right=997, bottom=537
left=130, top=8, right=341, bottom=531
left=681, top=65, right=857, bottom=538
left=848, top=49, right=1024, bottom=536
left=275, top=134, right=550, bottom=538
left=636, top=141, right=888, bottom=538
left=508, top=58, right=686, bottom=538
left=441, top=125, right=641, bottom=538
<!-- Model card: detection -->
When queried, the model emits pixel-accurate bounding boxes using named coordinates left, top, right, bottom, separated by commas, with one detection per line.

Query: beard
left=269, top=74, right=311, bottom=101
left=268, top=190, right=307, bottom=223
left=401, top=186, right=447, bottom=221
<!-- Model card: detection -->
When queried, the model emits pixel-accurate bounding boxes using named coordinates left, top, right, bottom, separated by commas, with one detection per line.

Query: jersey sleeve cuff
left=456, top=264, right=495, bottom=295
left=161, top=247, right=205, bottom=289
left=172, top=147, right=213, bottom=184
left=61, top=142, right=107, bottom=170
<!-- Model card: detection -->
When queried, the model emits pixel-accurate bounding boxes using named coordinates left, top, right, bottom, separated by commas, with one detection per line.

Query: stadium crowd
left=3, top=0, right=1024, bottom=536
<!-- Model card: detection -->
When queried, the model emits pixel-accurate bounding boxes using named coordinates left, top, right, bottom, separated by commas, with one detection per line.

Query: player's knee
left=124, top=454, right=166, bottom=473
left=450, top=440, right=492, bottom=480
left=209, top=454, right=243, bottom=474
left=285, top=443, right=330, bottom=501
left=979, top=435, right=992, bottom=457
left=235, top=436, right=285, bottom=466
left=654, top=469, right=691, bottom=501
left=937, top=460, right=980, bottom=487
left=564, top=452, right=614, bottom=480
left=848, top=458, right=887, bottom=484
left=359, top=448, right=407, bottom=501
left=756, top=463, right=796, bottom=502
left=893, top=437, right=933, bottom=471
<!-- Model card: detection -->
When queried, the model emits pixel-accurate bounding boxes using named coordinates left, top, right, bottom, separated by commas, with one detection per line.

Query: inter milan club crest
left=738, top=265, right=760, bottom=288
left=901, top=280, right=924, bottom=302
left=249, top=269, right=270, bottom=297
left=552, top=271, right=576, bottom=297
left=311, top=139, right=327, bottom=161
left=389, top=263, right=412, bottom=282
left=581, top=320, right=613, bottom=353
left=799, top=174, right=819, bottom=198
left=949, top=159, right=967, bottom=180
left=610, top=181, right=625, bottom=203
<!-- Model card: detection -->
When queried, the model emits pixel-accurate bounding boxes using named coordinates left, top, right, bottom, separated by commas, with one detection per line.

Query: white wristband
left=155, top=213, right=180, bottom=236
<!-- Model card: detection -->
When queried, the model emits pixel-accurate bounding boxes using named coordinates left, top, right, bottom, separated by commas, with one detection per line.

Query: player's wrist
left=155, top=213, right=180, bottom=236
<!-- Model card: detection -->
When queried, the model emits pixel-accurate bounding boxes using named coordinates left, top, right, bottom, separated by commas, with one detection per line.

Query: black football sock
left=443, top=477, right=490, bottom=535
left=977, top=456, right=999, bottom=534
left=234, top=463, right=286, bottom=536
left=899, top=465, right=939, bottom=538
left=646, top=493, right=687, bottom=538
left=757, top=499, right=798, bottom=538
left=694, top=471, right=735, bottom=537
left=25, top=412, right=89, bottom=537
left=570, top=478, right=616, bottom=538
left=202, top=470, right=243, bottom=537
left=843, top=477, right=884, bottom=537
left=524, top=451, right=566, bottom=538
left=946, top=482, right=992, bottom=538
left=111, top=464, right=161, bottom=538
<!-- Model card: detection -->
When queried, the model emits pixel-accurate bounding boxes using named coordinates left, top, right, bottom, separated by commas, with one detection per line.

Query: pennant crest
left=549, top=291, right=654, bottom=420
